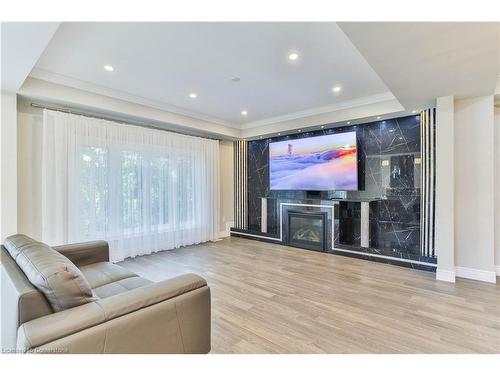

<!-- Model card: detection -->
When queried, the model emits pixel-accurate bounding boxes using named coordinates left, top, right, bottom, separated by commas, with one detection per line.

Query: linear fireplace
left=286, top=211, right=327, bottom=252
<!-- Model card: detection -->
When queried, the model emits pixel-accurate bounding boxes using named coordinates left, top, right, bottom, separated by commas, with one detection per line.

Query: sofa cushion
left=92, top=276, right=153, bottom=298
left=3, top=234, right=98, bottom=312
left=79, top=262, right=138, bottom=289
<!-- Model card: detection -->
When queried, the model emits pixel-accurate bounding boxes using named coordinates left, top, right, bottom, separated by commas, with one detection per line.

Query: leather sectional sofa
left=0, top=234, right=211, bottom=354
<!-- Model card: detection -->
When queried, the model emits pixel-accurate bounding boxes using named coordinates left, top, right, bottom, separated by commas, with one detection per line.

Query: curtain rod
left=29, top=102, right=223, bottom=141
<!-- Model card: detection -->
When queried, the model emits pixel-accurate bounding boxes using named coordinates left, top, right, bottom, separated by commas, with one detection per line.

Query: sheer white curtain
left=42, top=109, right=220, bottom=262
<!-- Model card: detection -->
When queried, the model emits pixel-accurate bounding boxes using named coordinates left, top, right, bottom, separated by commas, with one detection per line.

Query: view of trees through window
left=80, top=146, right=108, bottom=237
left=79, top=146, right=195, bottom=239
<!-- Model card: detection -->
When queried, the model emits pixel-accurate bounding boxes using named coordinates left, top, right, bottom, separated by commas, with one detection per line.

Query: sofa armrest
left=97, top=273, right=207, bottom=319
left=17, top=274, right=210, bottom=353
left=53, top=240, right=109, bottom=266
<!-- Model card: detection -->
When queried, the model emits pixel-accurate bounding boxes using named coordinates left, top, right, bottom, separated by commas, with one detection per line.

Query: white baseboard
left=455, top=266, right=497, bottom=284
left=219, top=221, right=234, bottom=238
left=218, top=229, right=230, bottom=238
left=436, top=268, right=456, bottom=283
left=495, top=265, right=500, bottom=277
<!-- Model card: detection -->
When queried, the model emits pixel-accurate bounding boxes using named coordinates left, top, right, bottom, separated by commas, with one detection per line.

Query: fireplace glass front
left=287, top=211, right=327, bottom=252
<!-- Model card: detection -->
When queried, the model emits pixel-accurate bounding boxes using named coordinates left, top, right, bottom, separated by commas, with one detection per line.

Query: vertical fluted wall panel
left=234, top=140, right=248, bottom=229
left=420, top=108, right=436, bottom=257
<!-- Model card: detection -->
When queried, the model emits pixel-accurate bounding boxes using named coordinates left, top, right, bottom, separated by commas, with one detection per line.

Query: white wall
left=219, top=141, right=234, bottom=236
left=435, top=96, right=455, bottom=282
left=435, top=95, right=498, bottom=283
left=453, top=96, right=496, bottom=282
left=17, top=108, right=43, bottom=239
left=495, top=106, right=500, bottom=275
left=1, top=92, right=18, bottom=241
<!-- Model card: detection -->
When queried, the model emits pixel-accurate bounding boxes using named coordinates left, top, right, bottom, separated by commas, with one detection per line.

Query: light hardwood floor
left=119, top=237, right=500, bottom=353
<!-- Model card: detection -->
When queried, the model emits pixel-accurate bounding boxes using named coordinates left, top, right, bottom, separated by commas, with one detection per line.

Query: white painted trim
left=231, top=200, right=436, bottom=269
left=261, top=198, right=267, bottom=233
left=496, top=265, right=500, bottom=276
left=280, top=202, right=433, bottom=267
left=240, top=98, right=405, bottom=140
left=333, top=247, right=437, bottom=268
left=436, top=268, right=456, bottom=283
left=29, top=68, right=237, bottom=128
left=219, top=221, right=234, bottom=238
left=29, top=69, right=397, bottom=133
left=229, top=231, right=438, bottom=268
left=279, top=202, right=337, bottom=249
left=233, top=201, right=335, bottom=244
left=231, top=201, right=437, bottom=267
left=26, top=72, right=404, bottom=141
left=240, top=92, right=396, bottom=129
left=455, top=266, right=497, bottom=284
left=20, top=77, right=241, bottom=140
left=229, top=230, right=281, bottom=241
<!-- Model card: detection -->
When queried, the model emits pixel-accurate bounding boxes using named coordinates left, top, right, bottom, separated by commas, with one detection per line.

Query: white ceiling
left=1, top=22, right=59, bottom=92
left=31, top=22, right=390, bottom=126
left=339, top=22, right=500, bottom=110
left=4, top=22, right=499, bottom=139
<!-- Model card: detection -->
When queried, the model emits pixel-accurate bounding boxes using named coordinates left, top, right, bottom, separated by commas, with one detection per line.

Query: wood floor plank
left=119, top=237, right=500, bottom=353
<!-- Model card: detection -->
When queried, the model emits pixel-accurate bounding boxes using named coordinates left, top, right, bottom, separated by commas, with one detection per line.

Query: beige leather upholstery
left=78, top=261, right=153, bottom=298
left=3, top=235, right=97, bottom=312
left=1, top=235, right=211, bottom=354
left=17, top=274, right=209, bottom=352
left=92, top=277, right=152, bottom=298
left=1, top=247, right=53, bottom=349
left=79, top=262, right=138, bottom=288
left=53, top=241, right=109, bottom=267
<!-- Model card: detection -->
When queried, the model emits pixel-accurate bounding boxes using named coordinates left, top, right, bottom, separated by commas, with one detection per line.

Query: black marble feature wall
left=246, top=115, right=432, bottom=261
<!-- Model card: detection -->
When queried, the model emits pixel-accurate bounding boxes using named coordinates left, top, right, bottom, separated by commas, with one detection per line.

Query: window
left=78, top=147, right=202, bottom=238
left=79, top=146, right=108, bottom=238
left=43, top=109, right=219, bottom=261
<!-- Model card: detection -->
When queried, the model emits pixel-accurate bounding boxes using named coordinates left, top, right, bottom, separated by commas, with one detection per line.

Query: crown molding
left=28, top=67, right=399, bottom=132
left=27, top=69, right=402, bottom=137
left=29, top=68, right=238, bottom=129
left=240, top=96, right=405, bottom=139
left=19, top=77, right=241, bottom=140
left=240, top=92, right=396, bottom=130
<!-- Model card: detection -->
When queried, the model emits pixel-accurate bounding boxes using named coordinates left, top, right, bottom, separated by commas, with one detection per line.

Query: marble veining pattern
left=245, top=115, right=433, bottom=262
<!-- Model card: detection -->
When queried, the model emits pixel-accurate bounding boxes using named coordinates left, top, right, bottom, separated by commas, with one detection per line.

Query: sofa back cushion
left=1, top=246, right=53, bottom=350
left=3, top=234, right=98, bottom=312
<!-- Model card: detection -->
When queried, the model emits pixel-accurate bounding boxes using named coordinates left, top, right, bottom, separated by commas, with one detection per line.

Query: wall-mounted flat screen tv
left=269, top=131, right=358, bottom=191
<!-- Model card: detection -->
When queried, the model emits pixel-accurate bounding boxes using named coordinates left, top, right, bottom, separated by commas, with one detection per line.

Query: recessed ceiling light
left=288, top=52, right=299, bottom=61
left=104, top=65, right=114, bottom=72
left=241, top=110, right=248, bottom=116
left=412, top=110, right=417, bottom=113
left=260, top=136, right=263, bottom=139
left=377, top=116, right=382, bottom=120
left=189, top=93, right=197, bottom=99
left=347, top=121, right=351, bottom=125
left=332, top=86, right=341, bottom=93
left=321, top=125, right=325, bottom=129
left=278, top=133, right=281, bottom=136
left=298, top=129, right=302, bottom=132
